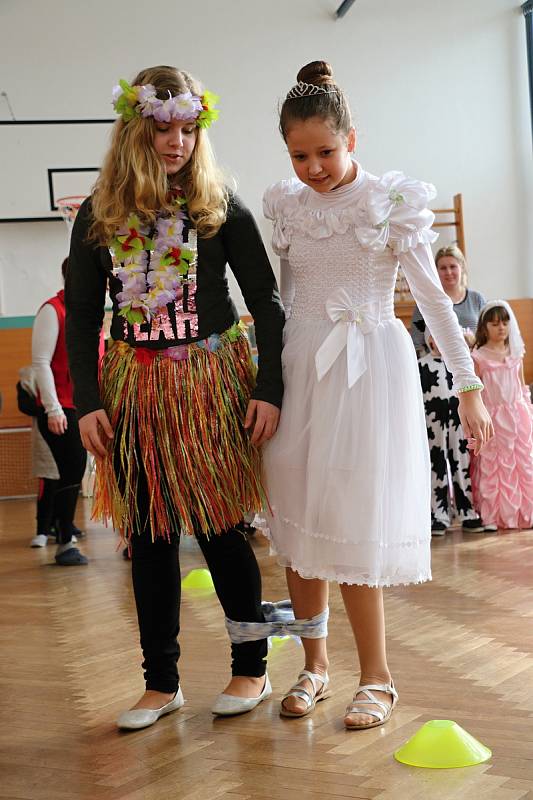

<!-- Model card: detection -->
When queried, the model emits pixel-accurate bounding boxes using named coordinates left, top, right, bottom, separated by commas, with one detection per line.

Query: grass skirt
left=92, top=328, right=266, bottom=540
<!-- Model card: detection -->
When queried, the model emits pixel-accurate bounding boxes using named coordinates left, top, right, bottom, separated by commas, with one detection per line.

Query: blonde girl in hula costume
left=65, top=66, right=284, bottom=730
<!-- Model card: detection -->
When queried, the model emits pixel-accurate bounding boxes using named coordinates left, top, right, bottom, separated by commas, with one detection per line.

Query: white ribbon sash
left=315, top=288, right=380, bottom=388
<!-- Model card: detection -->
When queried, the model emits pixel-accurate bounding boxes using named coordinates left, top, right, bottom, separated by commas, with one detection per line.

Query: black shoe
left=55, top=547, right=88, bottom=566
left=431, top=521, right=448, bottom=536
left=122, top=547, right=131, bottom=560
left=462, top=518, right=485, bottom=533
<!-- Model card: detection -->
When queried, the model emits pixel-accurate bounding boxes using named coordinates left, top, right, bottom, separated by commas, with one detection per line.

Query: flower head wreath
left=112, top=79, right=219, bottom=128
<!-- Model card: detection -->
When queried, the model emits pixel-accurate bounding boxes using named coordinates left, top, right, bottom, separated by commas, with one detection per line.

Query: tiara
left=112, top=79, right=219, bottom=128
left=285, top=81, right=338, bottom=100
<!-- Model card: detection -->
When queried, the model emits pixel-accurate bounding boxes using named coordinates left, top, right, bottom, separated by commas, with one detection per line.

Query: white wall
left=0, top=0, right=531, bottom=315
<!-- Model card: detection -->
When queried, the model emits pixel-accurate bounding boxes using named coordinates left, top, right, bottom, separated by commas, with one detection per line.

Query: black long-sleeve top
left=65, top=194, right=285, bottom=418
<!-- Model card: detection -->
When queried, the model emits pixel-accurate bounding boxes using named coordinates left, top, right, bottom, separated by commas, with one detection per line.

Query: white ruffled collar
left=264, top=167, right=439, bottom=256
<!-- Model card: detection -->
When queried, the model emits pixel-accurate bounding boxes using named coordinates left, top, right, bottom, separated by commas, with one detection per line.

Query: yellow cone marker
left=181, top=568, right=214, bottom=591
left=394, top=720, right=492, bottom=769
left=269, top=635, right=290, bottom=650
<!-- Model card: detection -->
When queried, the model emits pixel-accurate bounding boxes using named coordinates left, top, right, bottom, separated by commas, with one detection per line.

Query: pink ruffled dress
left=472, top=346, right=533, bottom=529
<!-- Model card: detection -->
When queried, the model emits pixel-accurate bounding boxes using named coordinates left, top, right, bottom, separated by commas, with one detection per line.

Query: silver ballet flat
left=117, top=687, right=185, bottom=730
left=211, top=675, right=272, bottom=716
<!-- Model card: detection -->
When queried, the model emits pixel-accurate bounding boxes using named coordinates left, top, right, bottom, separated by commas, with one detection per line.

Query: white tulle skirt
left=261, top=316, right=432, bottom=587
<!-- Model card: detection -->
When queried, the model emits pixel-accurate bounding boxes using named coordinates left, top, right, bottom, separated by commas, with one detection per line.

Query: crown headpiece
left=285, top=81, right=338, bottom=100
left=112, top=79, right=219, bottom=128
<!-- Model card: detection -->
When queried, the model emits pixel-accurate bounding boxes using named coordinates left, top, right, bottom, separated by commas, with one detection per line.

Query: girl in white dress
left=261, top=61, right=493, bottom=729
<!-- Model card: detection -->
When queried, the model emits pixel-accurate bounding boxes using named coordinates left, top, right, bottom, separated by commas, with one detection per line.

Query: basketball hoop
left=56, top=195, right=86, bottom=236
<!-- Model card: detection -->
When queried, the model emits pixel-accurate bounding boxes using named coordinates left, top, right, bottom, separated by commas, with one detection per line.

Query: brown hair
left=434, top=244, right=468, bottom=289
left=89, top=65, right=227, bottom=243
left=474, top=304, right=510, bottom=349
left=279, top=61, right=352, bottom=141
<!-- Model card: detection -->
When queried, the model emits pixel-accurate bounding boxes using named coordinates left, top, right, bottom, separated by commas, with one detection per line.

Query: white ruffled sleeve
left=263, top=179, right=302, bottom=256
left=356, top=171, right=438, bottom=255
left=399, top=244, right=480, bottom=391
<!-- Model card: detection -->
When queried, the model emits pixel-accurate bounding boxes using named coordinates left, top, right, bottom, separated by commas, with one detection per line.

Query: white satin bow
left=315, top=288, right=380, bottom=388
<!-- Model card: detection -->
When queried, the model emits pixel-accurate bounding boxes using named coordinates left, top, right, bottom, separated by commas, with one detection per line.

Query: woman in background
left=410, top=245, right=485, bottom=354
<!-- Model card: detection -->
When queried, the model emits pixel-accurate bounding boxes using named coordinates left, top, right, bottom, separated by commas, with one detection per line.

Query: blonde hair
left=434, top=244, right=468, bottom=289
left=89, top=65, right=227, bottom=243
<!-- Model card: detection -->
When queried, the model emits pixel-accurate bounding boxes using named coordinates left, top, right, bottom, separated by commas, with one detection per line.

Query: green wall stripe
left=0, top=316, right=35, bottom=329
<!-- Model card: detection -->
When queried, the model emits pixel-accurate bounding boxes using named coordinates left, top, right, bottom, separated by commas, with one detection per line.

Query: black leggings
left=130, top=526, right=267, bottom=693
left=36, top=477, right=57, bottom=535
left=37, top=408, right=87, bottom=544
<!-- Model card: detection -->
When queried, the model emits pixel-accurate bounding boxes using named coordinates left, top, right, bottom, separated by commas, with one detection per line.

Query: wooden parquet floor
left=1, top=498, right=533, bottom=800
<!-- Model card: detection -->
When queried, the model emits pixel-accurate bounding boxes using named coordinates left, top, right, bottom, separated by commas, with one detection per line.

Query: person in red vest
left=32, top=258, right=88, bottom=565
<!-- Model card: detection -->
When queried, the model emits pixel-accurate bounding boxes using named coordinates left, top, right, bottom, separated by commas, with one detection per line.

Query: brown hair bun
left=296, top=61, right=335, bottom=87
left=279, top=61, right=351, bottom=141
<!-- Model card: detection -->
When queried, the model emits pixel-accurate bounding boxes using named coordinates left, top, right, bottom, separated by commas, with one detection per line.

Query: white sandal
left=280, top=669, right=331, bottom=718
left=344, top=681, right=398, bottom=730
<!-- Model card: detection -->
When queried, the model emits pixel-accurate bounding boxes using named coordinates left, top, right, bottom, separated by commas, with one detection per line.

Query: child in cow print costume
left=417, top=323, right=488, bottom=535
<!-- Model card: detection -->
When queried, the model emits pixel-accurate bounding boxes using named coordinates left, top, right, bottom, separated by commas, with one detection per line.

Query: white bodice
left=288, top=228, right=397, bottom=322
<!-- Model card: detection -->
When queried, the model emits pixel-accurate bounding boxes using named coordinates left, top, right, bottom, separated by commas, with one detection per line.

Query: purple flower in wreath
left=171, top=92, right=203, bottom=120
left=152, top=92, right=203, bottom=122
left=140, top=97, right=163, bottom=119
left=137, top=84, right=157, bottom=103
left=152, top=97, right=177, bottom=123
left=137, top=85, right=163, bottom=118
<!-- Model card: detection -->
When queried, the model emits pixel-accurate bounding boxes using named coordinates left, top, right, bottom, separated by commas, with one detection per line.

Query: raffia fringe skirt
left=92, top=326, right=266, bottom=540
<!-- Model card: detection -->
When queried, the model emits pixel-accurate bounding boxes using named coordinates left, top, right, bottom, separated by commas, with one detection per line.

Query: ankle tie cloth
left=225, top=601, right=329, bottom=643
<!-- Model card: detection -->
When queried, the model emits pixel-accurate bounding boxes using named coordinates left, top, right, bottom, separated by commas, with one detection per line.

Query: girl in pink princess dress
left=472, top=301, right=533, bottom=530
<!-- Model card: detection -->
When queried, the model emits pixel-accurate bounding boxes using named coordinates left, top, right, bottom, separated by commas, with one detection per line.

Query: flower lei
left=110, top=195, right=196, bottom=325
left=112, top=79, right=219, bottom=128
